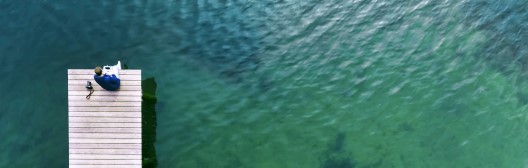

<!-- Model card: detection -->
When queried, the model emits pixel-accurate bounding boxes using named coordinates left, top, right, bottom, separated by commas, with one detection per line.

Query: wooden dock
left=68, top=69, right=142, bottom=168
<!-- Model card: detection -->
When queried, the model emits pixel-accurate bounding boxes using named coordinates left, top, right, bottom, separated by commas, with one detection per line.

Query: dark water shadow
left=173, top=1, right=264, bottom=84
left=321, top=132, right=356, bottom=168
left=142, top=77, right=158, bottom=168
left=456, top=2, right=528, bottom=109
left=464, top=1, right=528, bottom=77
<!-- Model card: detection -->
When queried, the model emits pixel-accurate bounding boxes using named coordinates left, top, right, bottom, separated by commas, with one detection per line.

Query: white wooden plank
left=68, top=74, right=141, bottom=81
left=69, top=127, right=141, bottom=133
left=68, top=91, right=142, bottom=96
left=70, top=159, right=142, bottom=165
left=68, top=96, right=142, bottom=102
left=68, top=74, right=141, bottom=80
left=68, top=112, right=141, bottom=118
left=69, top=154, right=141, bottom=160
left=69, top=133, right=141, bottom=139
left=69, top=117, right=141, bottom=123
left=69, top=165, right=141, bottom=168
left=70, top=143, right=141, bottom=149
left=69, top=138, right=142, bottom=144
left=70, top=148, right=141, bottom=154
left=69, top=80, right=141, bottom=86
left=70, top=165, right=141, bottom=168
left=69, top=107, right=141, bottom=112
left=69, top=102, right=141, bottom=107
left=68, top=69, right=141, bottom=75
left=69, top=85, right=142, bottom=91
left=69, top=123, right=141, bottom=128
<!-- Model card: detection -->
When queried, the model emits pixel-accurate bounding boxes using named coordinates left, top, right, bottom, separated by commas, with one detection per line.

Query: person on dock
left=94, top=61, right=121, bottom=91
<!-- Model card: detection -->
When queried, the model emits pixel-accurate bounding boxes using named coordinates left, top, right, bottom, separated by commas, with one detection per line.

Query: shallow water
left=2, top=0, right=528, bottom=167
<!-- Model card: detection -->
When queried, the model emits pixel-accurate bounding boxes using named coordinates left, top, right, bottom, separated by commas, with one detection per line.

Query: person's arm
left=94, top=74, right=103, bottom=84
left=108, top=74, right=121, bottom=90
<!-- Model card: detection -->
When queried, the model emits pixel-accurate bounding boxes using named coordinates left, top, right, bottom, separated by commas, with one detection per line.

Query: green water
left=1, top=0, right=528, bottom=167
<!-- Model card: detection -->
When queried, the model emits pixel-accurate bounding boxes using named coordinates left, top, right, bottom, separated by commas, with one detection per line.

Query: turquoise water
left=2, top=0, right=528, bottom=167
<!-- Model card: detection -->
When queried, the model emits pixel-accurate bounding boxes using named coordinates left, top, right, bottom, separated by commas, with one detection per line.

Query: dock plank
left=68, top=96, right=142, bottom=102
left=69, top=102, right=142, bottom=107
left=68, top=112, right=141, bottom=118
left=69, top=138, right=142, bottom=144
left=68, top=69, right=142, bottom=167
left=70, top=159, right=142, bottom=165
left=68, top=74, right=142, bottom=81
left=68, top=91, right=142, bottom=96
left=69, top=154, right=141, bottom=160
left=70, top=148, right=141, bottom=155
left=69, top=107, right=141, bottom=112
left=69, top=123, right=141, bottom=128
left=69, top=117, right=141, bottom=123
left=69, top=165, right=141, bottom=168
left=69, top=127, right=141, bottom=133
left=68, top=69, right=141, bottom=75
left=68, top=85, right=142, bottom=91
left=69, top=80, right=141, bottom=86
left=70, top=143, right=141, bottom=149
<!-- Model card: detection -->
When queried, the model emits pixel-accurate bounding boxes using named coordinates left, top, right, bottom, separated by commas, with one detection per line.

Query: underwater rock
left=321, top=132, right=355, bottom=168
left=331, top=132, right=346, bottom=153
left=322, top=155, right=355, bottom=168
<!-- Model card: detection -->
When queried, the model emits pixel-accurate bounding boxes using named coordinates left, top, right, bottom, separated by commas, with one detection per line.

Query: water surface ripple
left=1, top=0, right=528, bottom=167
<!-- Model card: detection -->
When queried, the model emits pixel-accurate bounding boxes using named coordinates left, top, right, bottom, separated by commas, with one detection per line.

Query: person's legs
left=116, top=61, right=121, bottom=70
left=113, top=61, right=121, bottom=78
